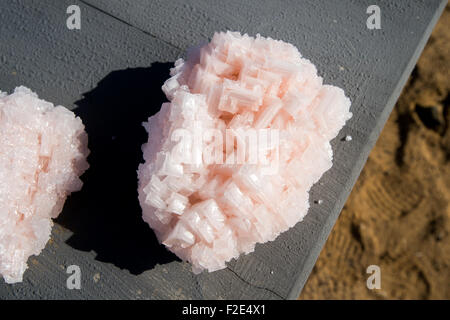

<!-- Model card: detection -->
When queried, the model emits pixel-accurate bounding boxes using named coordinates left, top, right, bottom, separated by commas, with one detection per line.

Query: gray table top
left=0, top=0, right=446, bottom=299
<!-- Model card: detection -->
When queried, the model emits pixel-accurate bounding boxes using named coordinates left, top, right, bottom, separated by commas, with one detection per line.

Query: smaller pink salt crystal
left=138, top=31, right=352, bottom=273
left=0, top=87, right=89, bottom=284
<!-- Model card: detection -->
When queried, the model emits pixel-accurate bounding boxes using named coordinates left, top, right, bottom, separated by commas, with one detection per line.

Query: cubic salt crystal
left=0, top=86, right=89, bottom=283
left=137, top=31, right=352, bottom=273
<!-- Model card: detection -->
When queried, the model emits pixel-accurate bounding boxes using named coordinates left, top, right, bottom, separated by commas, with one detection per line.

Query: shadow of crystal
left=56, top=63, right=180, bottom=274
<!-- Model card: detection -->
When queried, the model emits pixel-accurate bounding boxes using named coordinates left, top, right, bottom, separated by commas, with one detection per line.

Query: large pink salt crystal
left=138, top=31, right=352, bottom=273
left=0, top=87, right=89, bottom=283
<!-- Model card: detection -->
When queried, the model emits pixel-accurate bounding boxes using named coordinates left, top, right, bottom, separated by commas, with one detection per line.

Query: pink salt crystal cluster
left=0, top=87, right=89, bottom=283
left=138, top=31, right=352, bottom=273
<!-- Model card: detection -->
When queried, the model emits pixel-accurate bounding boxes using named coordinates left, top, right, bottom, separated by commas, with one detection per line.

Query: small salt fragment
left=345, top=135, right=352, bottom=141
left=138, top=31, right=352, bottom=274
left=315, top=199, right=324, bottom=205
left=0, top=86, right=89, bottom=284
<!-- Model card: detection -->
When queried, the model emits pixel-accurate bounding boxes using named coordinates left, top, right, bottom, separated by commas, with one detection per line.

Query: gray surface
left=0, top=0, right=445, bottom=299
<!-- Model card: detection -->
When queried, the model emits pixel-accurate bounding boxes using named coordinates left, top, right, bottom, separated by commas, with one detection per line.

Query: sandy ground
left=300, top=5, right=450, bottom=299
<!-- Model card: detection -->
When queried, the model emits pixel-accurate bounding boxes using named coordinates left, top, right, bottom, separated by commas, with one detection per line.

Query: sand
left=300, top=5, right=450, bottom=299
